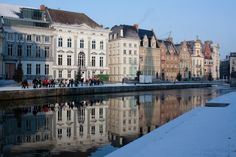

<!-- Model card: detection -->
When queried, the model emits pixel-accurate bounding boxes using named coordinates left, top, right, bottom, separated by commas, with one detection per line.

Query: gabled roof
left=138, top=29, right=155, bottom=39
left=158, top=39, right=178, bottom=54
left=47, top=8, right=100, bottom=28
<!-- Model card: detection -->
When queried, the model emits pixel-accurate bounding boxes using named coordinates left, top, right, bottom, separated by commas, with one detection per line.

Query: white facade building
left=109, top=25, right=140, bottom=82
left=46, top=8, right=110, bottom=80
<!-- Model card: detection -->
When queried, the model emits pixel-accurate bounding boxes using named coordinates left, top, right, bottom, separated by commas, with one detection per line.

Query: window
left=134, top=58, right=137, bottom=64
left=80, top=39, right=84, bottom=48
left=124, top=67, right=126, bottom=74
left=67, top=38, right=72, bottom=48
left=91, top=126, right=95, bottom=135
left=44, top=46, right=49, bottom=58
left=58, top=70, right=62, bottom=78
left=91, top=108, right=95, bottom=119
left=7, top=33, right=14, bottom=41
left=123, top=50, right=126, bottom=55
left=17, top=34, right=23, bottom=41
left=134, top=44, right=137, bottom=48
left=45, top=36, right=50, bottom=43
left=67, top=55, right=71, bottom=66
left=7, top=44, right=13, bottom=56
left=129, top=50, right=132, bottom=55
left=100, top=57, right=103, bottom=67
left=92, top=56, right=96, bottom=67
left=99, top=125, right=103, bottom=134
left=45, top=64, right=49, bottom=75
left=58, top=129, right=62, bottom=139
left=67, top=110, right=71, bottom=121
left=99, top=108, right=103, bottom=118
left=100, top=41, right=104, bottom=50
left=17, top=45, right=22, bottom=57
left=129, top=57, right=132, bottom=64
left=68, top=70, right=71, bottom=78
left=58, top=109, right=62, bottom=121
left=92, top=40, right=96, bottom=49
left=79, top=125, right=83, bottom=135
left=129, top=43, right=132, bottom=47
left=36, top=35, right=41, bottom=43
left=36, top=46, right=40, bottom=58
left=27, top=45, right=31, bottom=57
left=58, top=37, right=63, bottom=47
left=27, top=64, right=31, bottom=75
left=67, top=127, right=71, bottom=137
left=58, top=55, right=63, bottom=65
left=78, top=52, right=85, bottom=67
left=36, top=64, right=40, bottom=75
left=26, top=35, right=32, bottom=42
left=123, top=43, right=126, bottom=47
left=134, top=50, right=137, bottom=55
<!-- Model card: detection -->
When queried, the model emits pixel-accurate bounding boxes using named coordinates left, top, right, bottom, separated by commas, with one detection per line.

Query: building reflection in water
left=0, top=88, right=223, bottom=157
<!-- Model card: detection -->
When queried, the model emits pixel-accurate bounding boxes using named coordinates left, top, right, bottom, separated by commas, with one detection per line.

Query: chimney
left=133, top=24, right=139, bottom=30
left=120, top=29, right=124, bottom=37
left=40, top=5, right=46, bottom=11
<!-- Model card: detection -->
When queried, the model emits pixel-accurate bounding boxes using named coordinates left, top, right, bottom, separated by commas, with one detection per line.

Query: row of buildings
left=0, top=89, right=219, bottom=155
left=0, top=3, right=220, bottom=82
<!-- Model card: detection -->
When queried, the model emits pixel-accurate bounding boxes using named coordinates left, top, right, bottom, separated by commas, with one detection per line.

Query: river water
left=0, top=85, right=233, bottom=157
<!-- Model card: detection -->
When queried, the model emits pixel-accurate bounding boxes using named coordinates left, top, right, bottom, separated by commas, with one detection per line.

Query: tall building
left=138, top=29, right=160, bottom=78
left=158, top=38, right=179, bottom=81
left=211, top=43, right=220, bottom=79
left=187, top=39, right=205, bottom=79
left=203, top=41, right=214, bottom=79
left=44, top=6, right=110, bottom=80
left=176, top=41, right=192, bottom=80
left=230, top=52, right=236, bottom=86
left=0, top=4, right=54, bottom=80
left=108, top=25, right=140, bottom=82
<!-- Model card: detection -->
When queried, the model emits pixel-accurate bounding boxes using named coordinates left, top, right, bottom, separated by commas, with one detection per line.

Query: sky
left=1, top=0, right=236, bottom=59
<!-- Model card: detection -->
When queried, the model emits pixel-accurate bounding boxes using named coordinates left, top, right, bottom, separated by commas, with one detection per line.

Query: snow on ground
left=106, top=92, right=236, bottom=157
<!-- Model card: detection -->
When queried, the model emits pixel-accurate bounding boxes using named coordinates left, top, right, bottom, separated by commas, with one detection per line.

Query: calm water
left=0, top=86, right=233, bottom=157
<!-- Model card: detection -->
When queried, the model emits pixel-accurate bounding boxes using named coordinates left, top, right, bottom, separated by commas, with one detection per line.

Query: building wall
left=108, top=38, right=140, bottom=82
left=52, top=24, right=110, bottom=80
left=139, top=36, right=160, bottom=78
left=179, top=42, right=192, bottom=79
left=191, top=41, right=204, bottom=78
left=211, top=44, right=220, bottom=79
left=2, top=26, right=54, bottom=79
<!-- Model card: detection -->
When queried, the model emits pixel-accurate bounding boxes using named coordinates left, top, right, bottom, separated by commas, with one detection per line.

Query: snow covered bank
left=106, top=92, right=236, bottom=157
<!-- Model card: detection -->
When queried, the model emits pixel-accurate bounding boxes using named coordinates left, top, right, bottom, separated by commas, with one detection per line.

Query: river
left=0, top=85, right=233, bottom=157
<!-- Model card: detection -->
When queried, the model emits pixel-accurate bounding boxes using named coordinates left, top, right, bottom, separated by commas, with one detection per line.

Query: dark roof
left=110, top=25, right=139, bottom=39
left=47, top=8, right=100, bottom=28
left=138, top=29, right=155, bottom=39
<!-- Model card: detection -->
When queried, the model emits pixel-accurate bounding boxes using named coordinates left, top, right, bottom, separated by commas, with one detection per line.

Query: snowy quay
left=105, top=91, right=236, bottom=157
left=0, top=83, right=211, bottom=101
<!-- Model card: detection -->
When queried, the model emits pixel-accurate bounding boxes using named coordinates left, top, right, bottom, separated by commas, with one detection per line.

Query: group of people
left=21, top=77, right=104, bottom=89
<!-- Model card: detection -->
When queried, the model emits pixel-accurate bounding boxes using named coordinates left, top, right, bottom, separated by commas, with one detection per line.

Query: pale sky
left=1, top=0, right=236, bottom=59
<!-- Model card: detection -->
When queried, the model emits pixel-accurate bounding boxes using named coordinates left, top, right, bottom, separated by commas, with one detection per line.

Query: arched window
left=92, top=40, right=96, bottom=49
left=100, top=41, right=104, bottom=50
left=58, top=37, right=63, bottom=47
left=78, top=52, right=85, bottom=67
left=67, top=38, right=72, bottom=48
left=80, top=39, right=84, bottom=48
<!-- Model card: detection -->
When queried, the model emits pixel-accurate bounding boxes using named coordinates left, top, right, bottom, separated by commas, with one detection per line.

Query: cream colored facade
left=190, top=40, right=204, bottom=78
left=139, top=35, right=161, bottom=78
left=109, top=35, right=139, bottom=82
